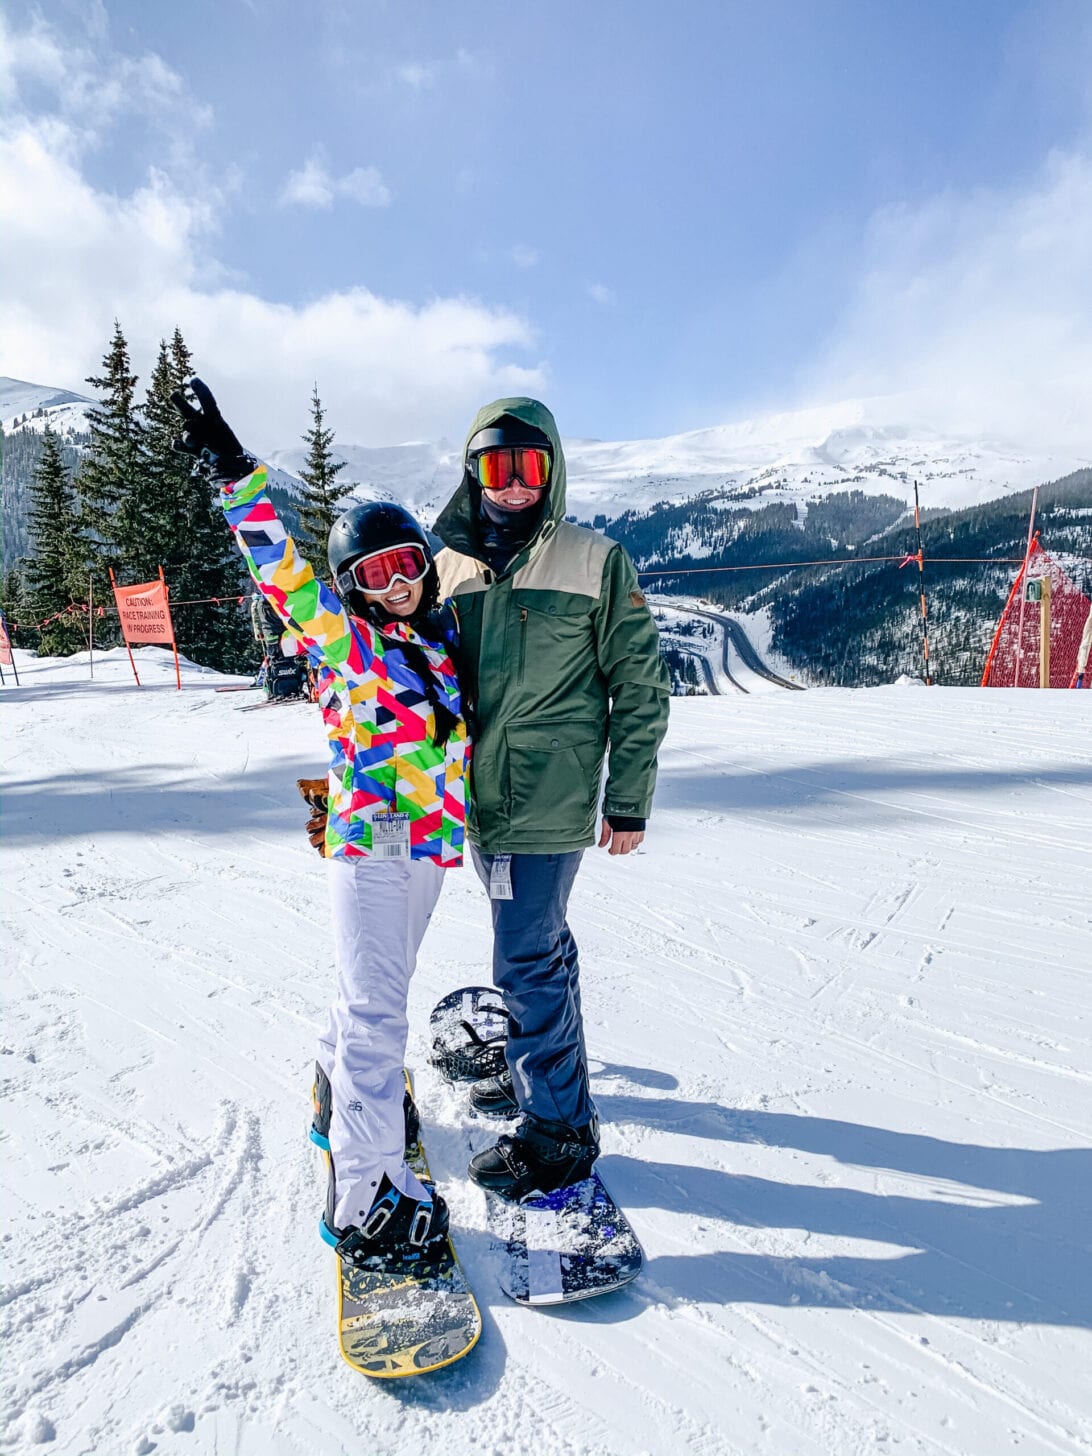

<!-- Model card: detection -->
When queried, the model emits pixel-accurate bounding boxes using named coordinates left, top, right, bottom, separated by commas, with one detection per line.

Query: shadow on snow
left=592, top=1099, right=1091, bottom=1329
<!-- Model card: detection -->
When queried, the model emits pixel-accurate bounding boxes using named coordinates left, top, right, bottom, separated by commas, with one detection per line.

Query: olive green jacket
left=435, top=397, right=670, bottom=854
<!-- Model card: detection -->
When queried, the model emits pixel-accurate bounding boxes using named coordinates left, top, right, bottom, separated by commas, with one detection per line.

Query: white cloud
left=510, top=245, right=540, bottom=269
left=280, top=151, right=391, bottom=209
left=338, top=165, right=391, bottom=208
left=0, top=12, right=210, bottom=144
left=396, top=62, right=438, bottom=90
left=0, top=117, right=541, bottom=450
left=0, top=14, right=541, bottom=448
left=587, top=283, right=616, bottom=307
left=805, top=148, right=1092, bottom=449
left=279, top=155, right=335, bottom=208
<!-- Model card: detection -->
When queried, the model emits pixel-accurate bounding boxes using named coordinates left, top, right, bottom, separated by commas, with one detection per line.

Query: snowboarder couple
left=173, top=381, right=669, bottom=1271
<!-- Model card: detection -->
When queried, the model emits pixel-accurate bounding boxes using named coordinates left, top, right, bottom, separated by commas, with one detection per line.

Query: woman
left=172, top=380, right=469, bottom=1267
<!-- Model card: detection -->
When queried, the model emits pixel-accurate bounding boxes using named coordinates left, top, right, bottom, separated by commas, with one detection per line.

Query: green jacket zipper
left=517, top=608, right=528, bottom=685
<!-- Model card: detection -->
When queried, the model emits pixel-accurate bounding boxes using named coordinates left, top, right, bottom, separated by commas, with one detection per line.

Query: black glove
left=171, top=377, right=256, bottom=482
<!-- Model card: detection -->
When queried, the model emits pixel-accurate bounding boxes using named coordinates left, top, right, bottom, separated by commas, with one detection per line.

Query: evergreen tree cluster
left=596, top=475, right=1092, bottom=688
left=5, top=323, right=351, bottom=674
left=660, top=644, right=706, bottom=696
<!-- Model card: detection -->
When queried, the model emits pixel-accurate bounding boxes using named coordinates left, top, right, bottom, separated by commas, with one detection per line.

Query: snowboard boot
left=320, top=1171, right=451, bottom=1270
left=309, top=1062, right=420, bottom=1155
left=468, top=1114, right=600, bottom=1201
left=469, top=1067, right=519, bottom=1118
left=310, top=1062, right=333, bottom=1150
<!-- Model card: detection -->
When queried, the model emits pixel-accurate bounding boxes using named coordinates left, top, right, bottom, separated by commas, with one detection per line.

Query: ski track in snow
left=2, top=646, right=1091, bottom=1456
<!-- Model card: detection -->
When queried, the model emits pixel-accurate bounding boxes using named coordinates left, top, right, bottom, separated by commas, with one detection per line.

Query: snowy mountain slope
left=0, top=377, right=93, bottom=439
left=271, top=395, right=1087, bottom=525
left=3, top=649, right=1090, bottom=1456
left=7, top=375, right=1086, bottom=528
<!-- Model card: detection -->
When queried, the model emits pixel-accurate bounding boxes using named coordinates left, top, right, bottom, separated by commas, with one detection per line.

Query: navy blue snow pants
left=470, top=848, right=596, bottom=1131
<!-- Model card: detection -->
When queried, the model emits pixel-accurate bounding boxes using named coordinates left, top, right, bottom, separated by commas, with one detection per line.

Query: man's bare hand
left=598, top=821, right=644, bottom=856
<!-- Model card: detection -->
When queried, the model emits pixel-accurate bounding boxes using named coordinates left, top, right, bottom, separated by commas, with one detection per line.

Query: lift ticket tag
left=372, top=811, right=411, bottom=859
left=489, top=854, right=514, bottom=900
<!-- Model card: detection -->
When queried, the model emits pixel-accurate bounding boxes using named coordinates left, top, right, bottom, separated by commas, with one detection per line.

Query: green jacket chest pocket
left=511, top=589, right=595, bottom=686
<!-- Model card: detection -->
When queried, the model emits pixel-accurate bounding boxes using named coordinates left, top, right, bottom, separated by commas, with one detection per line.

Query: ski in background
left=429, top=987, right=644, bottom=1307
left=235, top=696, right=310, bottom=712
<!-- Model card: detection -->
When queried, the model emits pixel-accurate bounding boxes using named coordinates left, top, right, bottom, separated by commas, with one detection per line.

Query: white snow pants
left=318, top=854, right=445, bottom=1230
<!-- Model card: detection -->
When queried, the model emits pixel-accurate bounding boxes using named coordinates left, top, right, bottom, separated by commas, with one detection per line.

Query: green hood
left=433, top=396, right=568, bottom=557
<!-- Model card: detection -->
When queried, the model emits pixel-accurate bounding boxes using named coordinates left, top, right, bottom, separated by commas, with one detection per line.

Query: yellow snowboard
left=325, top=1071, right=481, bottom=1378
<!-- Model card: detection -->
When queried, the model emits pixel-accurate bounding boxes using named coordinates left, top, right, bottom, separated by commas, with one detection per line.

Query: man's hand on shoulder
left=598, top=820, right=645, bottom=856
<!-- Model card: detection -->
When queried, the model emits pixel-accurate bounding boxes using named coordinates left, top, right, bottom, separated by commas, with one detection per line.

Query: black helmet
left=465, top=413, right=552, bottom=461
left=327, top=500, right=438, bottom=626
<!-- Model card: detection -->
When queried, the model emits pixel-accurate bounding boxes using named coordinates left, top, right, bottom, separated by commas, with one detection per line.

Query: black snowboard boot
left=322, top=1172, right=451, bottom=1270
left=310, top=1062, right=420, bottom=1155
left=468, top=1114, right=599, bottom=1201
left=469, top=1067, right=519, bottom=1118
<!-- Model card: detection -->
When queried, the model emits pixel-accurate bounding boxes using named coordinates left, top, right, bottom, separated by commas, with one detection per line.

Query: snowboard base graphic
left=326, top=1071, right=482, bottom=1377
left=485, top=1170, right=643, bottom=1306
left=429, top=985, right=643, bottom=1306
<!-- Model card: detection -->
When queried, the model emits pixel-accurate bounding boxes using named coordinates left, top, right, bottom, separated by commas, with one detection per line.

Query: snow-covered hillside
left=3, top=649, right=1090, bottom=1456
left=0, top=377, right=93, bottom=440
left=270, top=395, right=1087, bottom=524
left=6, top=375, right=1086, bottom=527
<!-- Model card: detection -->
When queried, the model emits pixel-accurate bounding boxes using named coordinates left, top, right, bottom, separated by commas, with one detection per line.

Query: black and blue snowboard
left=429, top=986, right=643, bottom=1306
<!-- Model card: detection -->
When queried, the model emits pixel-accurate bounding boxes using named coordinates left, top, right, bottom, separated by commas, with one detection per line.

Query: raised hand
left=171, top=377, right=255, bottom=481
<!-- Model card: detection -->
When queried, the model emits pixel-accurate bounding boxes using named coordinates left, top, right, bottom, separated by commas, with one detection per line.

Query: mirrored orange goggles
left=474, top=446, right=551, bottom=493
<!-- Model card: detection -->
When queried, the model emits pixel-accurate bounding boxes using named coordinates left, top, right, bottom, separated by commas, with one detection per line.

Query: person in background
left=250, top=588, right=310, bottom=701
left=1075, top=598, right=1092, bottom=688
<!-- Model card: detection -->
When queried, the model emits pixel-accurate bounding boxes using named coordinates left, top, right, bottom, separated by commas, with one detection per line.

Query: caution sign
left=113, top=578, right=175, bottom=644
left=109, top=568, right=182, bottom=689
left=0, top=610, right=17, bottom=684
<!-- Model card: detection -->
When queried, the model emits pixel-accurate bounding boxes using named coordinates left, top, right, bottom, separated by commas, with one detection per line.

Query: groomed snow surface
left=2, top=648, right=1090, bottom=1456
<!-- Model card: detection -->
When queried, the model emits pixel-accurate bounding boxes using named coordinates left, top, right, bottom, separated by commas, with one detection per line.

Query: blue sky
left=2, top=0, right=1090, bottom=449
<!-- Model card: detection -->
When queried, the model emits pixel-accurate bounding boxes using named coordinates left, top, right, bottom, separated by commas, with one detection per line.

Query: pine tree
left=140, top=329, right=249, bottom=673
left=0, top=565, right=36, bottom=653
left=23, top=426, right=88, bottom=656
left=295, top=386, right=348, bottom=571
left=76, top=321, right=147, bottom=592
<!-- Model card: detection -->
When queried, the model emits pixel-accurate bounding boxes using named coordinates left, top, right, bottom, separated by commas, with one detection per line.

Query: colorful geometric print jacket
left=219, top=465, right=469, bottom=867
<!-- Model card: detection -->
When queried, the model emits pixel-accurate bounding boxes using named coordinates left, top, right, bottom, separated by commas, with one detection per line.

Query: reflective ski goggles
left=336, top=543, right=430, bottom=596
left=473, top=446, right=552, bottom=493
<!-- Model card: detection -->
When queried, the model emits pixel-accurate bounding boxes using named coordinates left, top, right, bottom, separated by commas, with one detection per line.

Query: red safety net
left=981, top=539, right=1091, bottom=688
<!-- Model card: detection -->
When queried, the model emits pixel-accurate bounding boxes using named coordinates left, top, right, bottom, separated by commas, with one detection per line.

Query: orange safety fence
left=981, top=539, right=1091, bottom=688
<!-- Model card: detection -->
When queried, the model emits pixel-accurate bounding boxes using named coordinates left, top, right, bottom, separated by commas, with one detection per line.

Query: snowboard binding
left=428, top=986, right=509, bottom=1083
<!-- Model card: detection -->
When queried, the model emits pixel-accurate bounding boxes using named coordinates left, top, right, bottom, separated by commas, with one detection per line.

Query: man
left=1076, top=599, right=1092, bottom=688
left=434, top=397, right=670, bottom=1201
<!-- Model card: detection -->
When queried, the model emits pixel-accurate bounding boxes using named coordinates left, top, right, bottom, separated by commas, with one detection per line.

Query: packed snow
left=2, top=647, right=1089, bottom=1456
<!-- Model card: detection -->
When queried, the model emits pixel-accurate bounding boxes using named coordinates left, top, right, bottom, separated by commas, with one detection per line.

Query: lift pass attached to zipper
left=371, top=811, right=411, bottom=860
left=489, top=854, right=514, bottom=900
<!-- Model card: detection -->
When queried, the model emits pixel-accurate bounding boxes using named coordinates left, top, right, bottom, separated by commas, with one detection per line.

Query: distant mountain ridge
left=5, top=375, right=1086, bottom=532
left=4, top=375, right=1088, bottom=688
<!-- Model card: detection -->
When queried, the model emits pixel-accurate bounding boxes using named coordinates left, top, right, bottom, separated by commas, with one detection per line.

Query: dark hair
left=373, top=619, right=459, bottom=750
